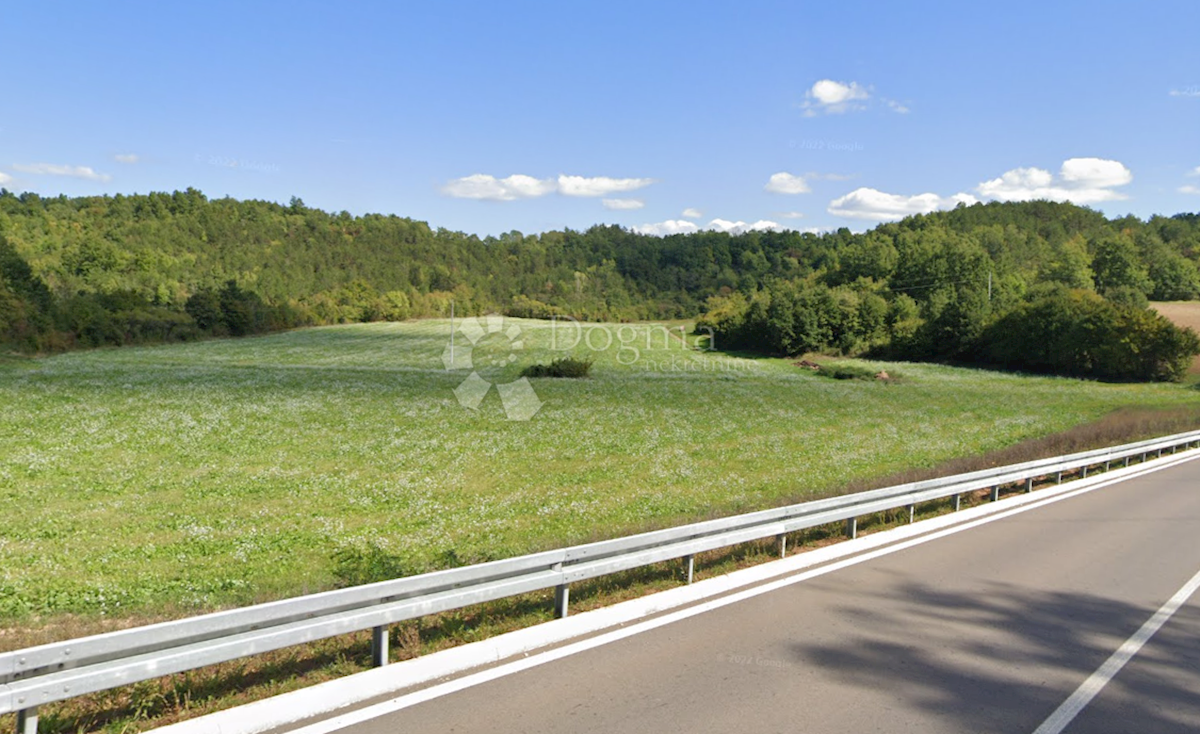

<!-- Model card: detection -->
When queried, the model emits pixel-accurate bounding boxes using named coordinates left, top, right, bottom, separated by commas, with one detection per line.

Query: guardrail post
left=1157, top=448, right=1162, bottom=458
left=685, top=554, right=695, bottom=584
left=1056, top=471, right=1063, bottom=484
left=1124, top=455, right=1130, bottom=467
left=554, top=584, right=570, bottom=619
left=907, top=504, right=915, bottom=523
left=371, top=626, right=389, bottom=667
left=953, top=494, right=961, bottom=511
left=1025, top=478, right=1033, bottom=493
left=845, top=517, right=857, bottom=539
left=777, top=534, right=787, bottom=558
left=1081, top=465, right=1088, bottom=478
left=990, top=486, right=1000, bottom=502
left=17, top=707, right=38, bottom=734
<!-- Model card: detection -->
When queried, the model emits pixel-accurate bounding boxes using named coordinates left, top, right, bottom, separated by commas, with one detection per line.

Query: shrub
left=520, top=357, right=593, bottom=378
left=814, top=362, right=880, bottom=381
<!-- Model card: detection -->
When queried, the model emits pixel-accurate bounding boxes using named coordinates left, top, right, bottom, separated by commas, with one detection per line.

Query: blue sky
left=2, top=0, right=1199, bottom=236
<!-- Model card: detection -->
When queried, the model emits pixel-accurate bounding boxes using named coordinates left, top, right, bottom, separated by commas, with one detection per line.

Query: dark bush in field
left=815, top=363, right=879, bottom=381
left=520, top=357, right=593, bottom=378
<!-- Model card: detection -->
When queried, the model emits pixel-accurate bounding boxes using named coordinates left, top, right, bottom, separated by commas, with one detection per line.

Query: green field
left=3, top=318, right=1199, bottom=622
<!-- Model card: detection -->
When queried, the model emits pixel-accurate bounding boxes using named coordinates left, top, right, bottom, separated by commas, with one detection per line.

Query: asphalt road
left=333, top=457, right=1200, bottom=734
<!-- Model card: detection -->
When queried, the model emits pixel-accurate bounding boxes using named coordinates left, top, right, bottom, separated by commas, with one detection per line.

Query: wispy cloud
left=828, top=187, right=977, bottom=221
left=1169, top=87, right=1200, bottom=98
left=976, top=157, right=1132, bottom=204
left=601, top=198, right=644, bottom=210
left=0, top=172, right=12, bottom=186
left=681, top=207, right=703, bottom=219
left=557, top=175, right=654, bottom=197
left=441, top=174, right=556, bottom=201
left=443, top=173, right=654, bottom=201
left=12, top=162, right=112, bottom=182
left=1180, top=185, right=1200, bottom=195
left=776, top=211, right=805, bottom=219
left=113, top=153, right=139, bottom=164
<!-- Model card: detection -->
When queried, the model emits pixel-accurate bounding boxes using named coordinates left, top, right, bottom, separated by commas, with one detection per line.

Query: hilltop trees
left=0, top=189, right=1198, bottom=380
left=0, top=233, right=56, bottom=349
left=978, top=286, right=1199, bottom=381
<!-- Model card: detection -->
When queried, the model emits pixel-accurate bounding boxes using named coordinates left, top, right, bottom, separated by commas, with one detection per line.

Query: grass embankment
left=4, top=319, right=1200, bottom=731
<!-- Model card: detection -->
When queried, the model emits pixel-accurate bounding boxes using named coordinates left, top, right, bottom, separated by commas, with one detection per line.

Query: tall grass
left=1, top=318, right=1198, bottom=624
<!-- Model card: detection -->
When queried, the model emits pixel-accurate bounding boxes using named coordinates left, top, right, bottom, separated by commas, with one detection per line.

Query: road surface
left=309, top=457, right=1200, bottom=733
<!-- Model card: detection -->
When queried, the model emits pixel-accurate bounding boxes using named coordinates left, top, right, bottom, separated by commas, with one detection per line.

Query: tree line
left=1, top=188, right=1198, bottom=379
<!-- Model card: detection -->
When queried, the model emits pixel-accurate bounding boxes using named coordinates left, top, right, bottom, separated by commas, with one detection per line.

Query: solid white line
left=1031, top=565, right=1200, bottom=734
left=283, top=452, right=1200, bottom=734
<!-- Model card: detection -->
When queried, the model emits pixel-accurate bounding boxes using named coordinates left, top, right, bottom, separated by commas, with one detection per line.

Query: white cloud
left=113, top=153, right=139, bottom=164
left=884, top=99, right=910, bottom=114
left=1170, top=88, right=1200, bottom=97
left=1188, top=166, right=1200, bottom=177
left=0, top=172, right=12, bottom=186
left=602, top=198, right=644, bottom=210
left=802, top=79, right=870, bottom=116
left=681, top=207, right=702, bottom=219
left=777, top=211, right=805, bottom=219
left=633, top=218, right=786, bottom=237
left=633, top=219, right=701, bottom=236
left=1060, top=157, right=1132, bottom=188
left=445, top=173, right=654, bottom=201
left=810, top=79, right=869, bottom=106
left=1180, top=185, right=1200, bottom=195
left=12, top=163, right=112, bottom=182
left=557, top=175, right=654, bottom=197
left=828, top=187, right=977, bottom=221
left=442, top=174, right=556, bottom=201
left=976, top=157, right=1132, bottom=204
left=764, top=172, right=811, bottom=195
left=708, top=219, right=784, bottom=234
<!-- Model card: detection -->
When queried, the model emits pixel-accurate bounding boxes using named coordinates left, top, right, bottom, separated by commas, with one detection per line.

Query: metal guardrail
left=3, top=429, right=1200, bottom=732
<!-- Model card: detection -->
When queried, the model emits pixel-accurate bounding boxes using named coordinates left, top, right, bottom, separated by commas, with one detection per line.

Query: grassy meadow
left=3, top=317, right=1200, bottom=622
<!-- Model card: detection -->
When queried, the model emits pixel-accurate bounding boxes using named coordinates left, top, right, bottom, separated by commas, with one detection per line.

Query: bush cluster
left=520, top=357, right=593, bottom=378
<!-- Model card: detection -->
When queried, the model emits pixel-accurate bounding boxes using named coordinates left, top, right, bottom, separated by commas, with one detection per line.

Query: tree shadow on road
left=787, top=578, right=1200, bottom=732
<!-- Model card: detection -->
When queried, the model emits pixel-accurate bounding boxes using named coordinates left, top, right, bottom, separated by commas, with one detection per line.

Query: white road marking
left=1032, top=565, right=1200, bottom=734
left=282, top=452, right=1200, bottom=734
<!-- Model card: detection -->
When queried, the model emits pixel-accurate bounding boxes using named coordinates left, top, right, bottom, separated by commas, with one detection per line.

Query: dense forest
left=1, top=188, right=1199, bottom=379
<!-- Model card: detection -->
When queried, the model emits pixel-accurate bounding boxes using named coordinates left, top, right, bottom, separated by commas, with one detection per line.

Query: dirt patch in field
left=1151, top=301, right=1200, bottom=373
